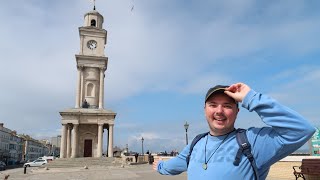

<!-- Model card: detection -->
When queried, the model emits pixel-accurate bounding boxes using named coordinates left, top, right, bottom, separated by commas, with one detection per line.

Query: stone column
left=108, top=124, right=114, bottom=157
left=75, top=66, right=82, bottom=108
left=97, top=124, right=104, bottom=157
left=71, top=124, right=79, bottom=158
left=80, top=68, right=84, bottom=104
left=60, top=124, right=67, bottom=158
left=98, top=68, right=105, bottom=109
left=66, top=125, right=72, bottom=158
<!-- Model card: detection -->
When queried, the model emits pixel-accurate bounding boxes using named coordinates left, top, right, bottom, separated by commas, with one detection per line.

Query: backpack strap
left=186, top=132, right=208, bottom=167
left=234, top=128, right=260, bottom=180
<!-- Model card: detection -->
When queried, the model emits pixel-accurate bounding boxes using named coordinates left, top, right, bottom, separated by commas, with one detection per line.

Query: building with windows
left=51, top=135, right=61, bottom=157
left=40, top=139, right=52, bottom=156
left=20, top=135, right=49, bottom=161
left=9, top=131, right=23, bottom=165
left=0, top=123, right=11, bottom=164
left=0, top=123, right=52, bottom=163
left=0, top=123, right=23, bottom=165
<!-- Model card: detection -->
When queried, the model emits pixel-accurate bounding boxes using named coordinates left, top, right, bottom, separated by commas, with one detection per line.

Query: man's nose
left=216, top=105, right=223, bottom=113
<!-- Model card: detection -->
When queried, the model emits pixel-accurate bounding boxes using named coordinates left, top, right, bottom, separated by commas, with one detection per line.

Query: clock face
left=87, top=40, right=97, bottom=50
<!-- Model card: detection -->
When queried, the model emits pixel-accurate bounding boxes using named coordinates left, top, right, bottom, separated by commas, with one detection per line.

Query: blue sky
left=0, top=0, right=319, bottom=153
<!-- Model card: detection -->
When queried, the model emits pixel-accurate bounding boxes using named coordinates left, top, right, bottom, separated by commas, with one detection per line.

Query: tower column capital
left=77, top=65, right=84, bottom=71
left=99, top=67, right=106, bottom=71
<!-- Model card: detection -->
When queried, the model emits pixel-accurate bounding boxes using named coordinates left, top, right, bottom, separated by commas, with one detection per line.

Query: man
left=135, top=153, right=139, bottom=163
left=82, top=99, right=89, bottom=108
left=153, top=82, right=315, bottom=180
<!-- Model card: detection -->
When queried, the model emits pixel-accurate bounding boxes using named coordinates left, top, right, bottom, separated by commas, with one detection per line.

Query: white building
left=59, top=6, right=116, bottom=158
left=51, top=135, right=61, bottom=148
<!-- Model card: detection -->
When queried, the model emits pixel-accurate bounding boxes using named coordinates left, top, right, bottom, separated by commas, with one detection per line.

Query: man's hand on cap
left=224, top=82, right=251, bottom=103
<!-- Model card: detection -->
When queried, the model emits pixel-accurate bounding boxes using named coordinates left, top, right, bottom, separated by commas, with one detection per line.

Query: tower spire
left=92, top=0, right=96, bottom=10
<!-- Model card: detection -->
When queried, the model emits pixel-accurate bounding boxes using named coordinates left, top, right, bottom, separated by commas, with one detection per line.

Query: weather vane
left=90, top=0, right=96, bottom=10
left=131, top=0, right=134, bottom=12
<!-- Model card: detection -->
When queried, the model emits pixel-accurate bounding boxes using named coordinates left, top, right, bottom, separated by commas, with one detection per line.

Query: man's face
left=204, top=93, right=239, bottom=136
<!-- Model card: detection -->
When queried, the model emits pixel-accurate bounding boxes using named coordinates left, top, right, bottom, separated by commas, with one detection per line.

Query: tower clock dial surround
left=87, top=40, right=97, bottom=50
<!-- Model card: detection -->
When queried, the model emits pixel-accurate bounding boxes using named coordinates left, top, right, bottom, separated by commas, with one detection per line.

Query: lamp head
left=184, top=121, right=189, bottom=130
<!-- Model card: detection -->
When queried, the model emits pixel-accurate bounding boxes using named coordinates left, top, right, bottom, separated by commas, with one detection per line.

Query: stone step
left=45, top=157, right=123, bottom=168
left=54, top=157, right=115, bottom=161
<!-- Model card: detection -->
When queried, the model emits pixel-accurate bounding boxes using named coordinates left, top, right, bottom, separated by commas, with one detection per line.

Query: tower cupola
left=84, top=10, right=104, bottom=29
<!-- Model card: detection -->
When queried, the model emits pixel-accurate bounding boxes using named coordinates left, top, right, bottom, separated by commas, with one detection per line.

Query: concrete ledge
left=128, top=162, right=148, bottom=165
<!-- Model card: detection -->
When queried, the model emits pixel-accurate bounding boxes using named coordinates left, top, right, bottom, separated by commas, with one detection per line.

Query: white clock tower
left=59, top=6, right=116, bottom=159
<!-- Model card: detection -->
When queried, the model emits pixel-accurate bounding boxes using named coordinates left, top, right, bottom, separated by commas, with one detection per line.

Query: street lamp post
left=141, top=137, right=144, bottom=154
left=126, top=144, right=128, bottom=154
left=184, top=121, right=189, bottom=145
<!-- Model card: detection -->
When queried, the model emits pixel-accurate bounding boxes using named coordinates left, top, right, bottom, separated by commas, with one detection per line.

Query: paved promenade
left=0, top=161, right=310, bottom=180
left=0, top=164, right=186, bottom=180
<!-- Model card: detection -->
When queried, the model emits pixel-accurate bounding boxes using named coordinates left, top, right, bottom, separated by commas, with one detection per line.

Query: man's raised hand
left=224, top=82, right=251, bottom=103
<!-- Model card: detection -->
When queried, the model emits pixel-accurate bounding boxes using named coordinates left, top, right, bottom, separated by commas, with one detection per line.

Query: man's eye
left=224, top=105, right=232, bottom=108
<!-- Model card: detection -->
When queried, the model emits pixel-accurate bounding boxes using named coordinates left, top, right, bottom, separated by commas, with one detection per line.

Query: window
left=91, top=19, right=96, bottom=27
left=87, top=83, right=94, bottom=97
left=9, top=144, right=14, bottom=150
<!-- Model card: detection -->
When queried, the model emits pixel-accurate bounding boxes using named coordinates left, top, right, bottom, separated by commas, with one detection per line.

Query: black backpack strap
left=234, top=128, right=260, bottom=180
left=186, top=132, right=208, bottom=167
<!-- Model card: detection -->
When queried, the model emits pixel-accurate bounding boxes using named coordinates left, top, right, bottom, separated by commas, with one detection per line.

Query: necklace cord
left=204, top=130, right=234, bottom=165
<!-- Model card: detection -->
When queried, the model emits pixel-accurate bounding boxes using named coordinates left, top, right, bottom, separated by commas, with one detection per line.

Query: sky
left=0, top=0, right=320, bottom=154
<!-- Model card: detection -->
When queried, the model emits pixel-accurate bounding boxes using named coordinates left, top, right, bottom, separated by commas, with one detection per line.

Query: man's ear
left=204, top=104, right=206, bottom=116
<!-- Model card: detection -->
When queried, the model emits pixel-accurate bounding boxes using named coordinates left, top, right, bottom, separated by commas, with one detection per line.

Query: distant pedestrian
left=148, top=153, right=154, bottom=165
left=134, top=153, right=138, bottom=163
left=170, top=151, right=174, bottom=156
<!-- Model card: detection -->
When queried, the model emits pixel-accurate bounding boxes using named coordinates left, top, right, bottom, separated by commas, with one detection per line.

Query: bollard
left=24, top=166, right=27, bottom=174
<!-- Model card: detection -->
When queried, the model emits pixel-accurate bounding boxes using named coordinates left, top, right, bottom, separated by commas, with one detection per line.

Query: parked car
left=24, top=159, right=48, bottom=167
left=37, top=156, right=55, bottom=162
left=0, top=161, right=6, bottom=171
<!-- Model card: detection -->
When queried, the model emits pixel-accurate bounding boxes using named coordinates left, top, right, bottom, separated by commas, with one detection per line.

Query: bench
left=293, top=158, right=320, bottom=180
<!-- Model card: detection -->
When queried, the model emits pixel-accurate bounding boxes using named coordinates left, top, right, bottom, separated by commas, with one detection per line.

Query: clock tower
left=59, top=7, right=116, bottom=159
